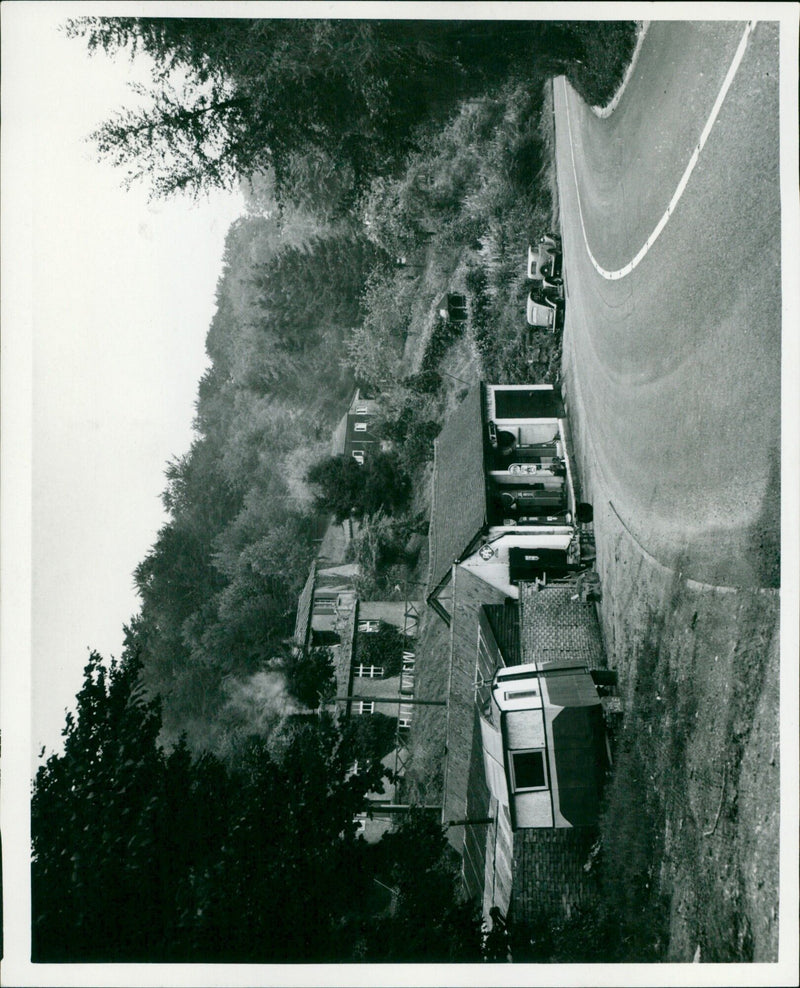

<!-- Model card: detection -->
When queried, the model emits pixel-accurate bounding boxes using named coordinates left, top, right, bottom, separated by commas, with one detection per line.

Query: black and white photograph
left=2, top=3, right=798, bottom=984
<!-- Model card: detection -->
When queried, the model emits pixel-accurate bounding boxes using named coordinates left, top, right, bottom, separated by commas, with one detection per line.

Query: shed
left=435, top=292, right=468, bottom=323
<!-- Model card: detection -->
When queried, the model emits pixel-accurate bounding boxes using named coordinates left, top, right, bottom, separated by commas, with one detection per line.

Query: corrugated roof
left=427, top=384, right=488, bottom=600
left=483, top=602, right=521, bottom=666
left=292, top=561, right=316, bottom=649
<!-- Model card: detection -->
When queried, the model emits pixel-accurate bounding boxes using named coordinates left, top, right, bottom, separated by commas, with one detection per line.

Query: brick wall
left=519, top=584, right=605, bottom=670
left=510, top=827, right=599, bottom=924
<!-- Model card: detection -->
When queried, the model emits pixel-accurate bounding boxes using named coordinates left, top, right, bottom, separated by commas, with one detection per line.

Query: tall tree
left=363, top=809, right=483, bottom=962
left=65, top=18, right=564, bottom=203
left=32, top=650, right=169, bottom=960
left=31, top=650, right=389, bottom=962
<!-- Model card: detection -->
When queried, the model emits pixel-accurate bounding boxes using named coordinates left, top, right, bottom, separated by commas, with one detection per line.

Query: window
left=355, top=701, right=374, bottom=715
left=504, top=689, right=539, bottom=701
left=352, top=450, right=365, bottom=464
left=510, top=750, right=547, bottom=792
left=354, top=422, right=367, bottom=432
left=355, top=664, right=383, bottom=678
left=356, top=404, right=368, bottom=414
left=358, top=620, right=380, bottom=633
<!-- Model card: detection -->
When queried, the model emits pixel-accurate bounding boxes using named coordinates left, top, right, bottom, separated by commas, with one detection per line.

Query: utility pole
left=336, top=695, right=446, bottom=706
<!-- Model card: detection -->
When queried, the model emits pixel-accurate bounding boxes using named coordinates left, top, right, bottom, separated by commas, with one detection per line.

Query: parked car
left=526, top=282, right=563, bottom=332
left=527, top=233, right=563, bottom=282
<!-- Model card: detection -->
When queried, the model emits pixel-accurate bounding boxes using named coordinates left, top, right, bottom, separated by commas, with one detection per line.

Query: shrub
left=344, top=711, right=397, bottom=763
left=356, top=623, right=408, bottom=677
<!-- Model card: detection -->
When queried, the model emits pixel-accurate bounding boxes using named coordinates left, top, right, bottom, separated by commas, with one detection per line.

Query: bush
left=284, top=647, right=335, bottom=709
left=307, top=451, right=411, bottom=521
left=356, top=623, right=408, bottom=677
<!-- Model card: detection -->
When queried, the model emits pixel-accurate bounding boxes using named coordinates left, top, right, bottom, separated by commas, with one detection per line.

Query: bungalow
left=427, top=382, right=588, bottom=623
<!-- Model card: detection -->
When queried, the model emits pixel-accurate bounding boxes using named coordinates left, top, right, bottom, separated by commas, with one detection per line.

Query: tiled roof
left=292, top=560, right=316, bottom=649
left=483, top=602, right=522, bottom=667
left=519, top=585, right=606, bottom=670
left=427, top=384, right=488, bottom=600
left=443, top=566, right=508, bottom=851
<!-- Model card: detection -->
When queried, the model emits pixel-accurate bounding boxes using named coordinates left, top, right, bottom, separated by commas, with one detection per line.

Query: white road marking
left=564, top=21, right=757, bottom=281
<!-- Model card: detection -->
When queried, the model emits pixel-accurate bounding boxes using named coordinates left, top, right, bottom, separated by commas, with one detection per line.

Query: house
left=337, top=598, right=422, bottom=842
left=336, top=600, right=419, bottom=728
left=332, top=388, right=380, bottom=465
left=293, top=564, right=422, bottom=842
left=427, top=383, right=585, bottom=623
left=292, top=559, right=358, bottom=654
left=440, top=559, right=613, bottom=922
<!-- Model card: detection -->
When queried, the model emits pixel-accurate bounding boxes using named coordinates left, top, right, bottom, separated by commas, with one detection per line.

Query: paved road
left=555, top=21, right=781, bottom=588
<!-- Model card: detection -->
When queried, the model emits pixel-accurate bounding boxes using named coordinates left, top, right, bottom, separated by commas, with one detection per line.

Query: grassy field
left=595, top=520, right=780, bottom=962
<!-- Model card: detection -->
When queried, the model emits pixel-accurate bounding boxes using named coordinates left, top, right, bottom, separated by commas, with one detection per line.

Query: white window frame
left=355, top=664, right=383, bottom=679
left=509, top=748, right=549, bottom=793
left=355, top=404, right=368, bottom=414
left=355, top=701, right=374, bottom=715
left=358, top=620, right=380, bottom=633
left=354, top=421, right=368, bottom=432
left=352, top=450, right=365, bottom=464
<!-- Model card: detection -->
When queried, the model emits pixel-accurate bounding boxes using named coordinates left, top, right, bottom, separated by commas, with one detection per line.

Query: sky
left=3, top=5, right=244, bottom=764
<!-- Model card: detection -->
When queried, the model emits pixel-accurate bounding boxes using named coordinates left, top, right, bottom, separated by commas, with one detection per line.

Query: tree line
left=32, top=648, right=481, bottom=961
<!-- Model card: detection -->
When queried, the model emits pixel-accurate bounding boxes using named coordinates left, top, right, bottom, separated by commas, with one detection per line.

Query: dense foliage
left=356, top=623, right=408, bottom=678
left=284, top=646, right=336, bottom=709
left=31, top=651, right=480, bottom=962
left=362, top=810, right=484, bottom=962
left=307, top=451, right=412, bottom=523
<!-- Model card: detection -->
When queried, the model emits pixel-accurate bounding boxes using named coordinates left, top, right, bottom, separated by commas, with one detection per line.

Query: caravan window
left=504, top=688, right=539, bottom=702
left=510, top=749, right=547, bottom=791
